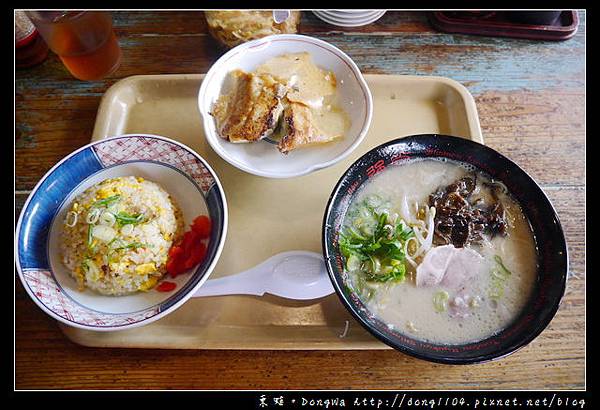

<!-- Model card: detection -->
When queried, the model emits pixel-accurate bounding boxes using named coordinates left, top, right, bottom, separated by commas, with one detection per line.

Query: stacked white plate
left=313, top=10, right=386, bottom=27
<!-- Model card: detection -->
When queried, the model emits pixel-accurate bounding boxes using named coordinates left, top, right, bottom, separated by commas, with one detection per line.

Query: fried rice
left=60, top=176, right=183, bottom=295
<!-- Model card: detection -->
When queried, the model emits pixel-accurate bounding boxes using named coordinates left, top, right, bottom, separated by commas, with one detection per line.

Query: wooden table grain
left=15, top=11, right=585, bottom=390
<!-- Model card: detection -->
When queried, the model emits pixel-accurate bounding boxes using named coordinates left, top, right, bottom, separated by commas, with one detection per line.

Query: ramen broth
left=342, top=159, right=538, bottom=344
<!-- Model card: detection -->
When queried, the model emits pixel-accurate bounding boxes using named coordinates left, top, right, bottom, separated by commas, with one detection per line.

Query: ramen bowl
left=322, top=134, right=568, bottom=364
left=15, top=134, right=228, bottom=331
left=198, top=34, right=373, bottom=178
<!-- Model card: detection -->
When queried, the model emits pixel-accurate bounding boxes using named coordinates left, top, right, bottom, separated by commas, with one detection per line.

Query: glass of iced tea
left=25, top=11, right=122, bottom=81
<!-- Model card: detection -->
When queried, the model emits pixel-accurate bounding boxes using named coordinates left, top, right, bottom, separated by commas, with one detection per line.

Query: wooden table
left=15, top=11, right=585, bottom=390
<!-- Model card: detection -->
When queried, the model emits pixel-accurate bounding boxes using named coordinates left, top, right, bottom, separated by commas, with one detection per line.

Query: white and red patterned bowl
left=15, top=134, right=228, bottom=331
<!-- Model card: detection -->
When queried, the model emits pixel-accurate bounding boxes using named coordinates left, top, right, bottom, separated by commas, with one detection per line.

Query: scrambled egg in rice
left=61, top=176, right=183, bottom=295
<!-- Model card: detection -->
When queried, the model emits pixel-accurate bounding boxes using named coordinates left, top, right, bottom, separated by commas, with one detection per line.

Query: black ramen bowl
left=322, top=134, right=568, bottom=364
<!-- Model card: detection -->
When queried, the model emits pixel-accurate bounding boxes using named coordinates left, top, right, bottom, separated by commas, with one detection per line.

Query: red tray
left=428, top=11, right=579, bottom=41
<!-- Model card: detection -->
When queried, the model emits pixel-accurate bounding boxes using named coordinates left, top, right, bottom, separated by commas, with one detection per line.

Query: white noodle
left=405, top=248, right=417, bottom=268
left=414, top=206, right=436, bottom=258
left=414, top=219, right=426, bottom=229
left=399, top=195, right=417, bottom=225
left=412, top=225, right=426, bottom=245
left=405, top=253, right=418, bottom=268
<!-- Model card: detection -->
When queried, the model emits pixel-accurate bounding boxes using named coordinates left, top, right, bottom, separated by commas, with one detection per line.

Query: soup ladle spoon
left=192, top=251, right=335, bottom=300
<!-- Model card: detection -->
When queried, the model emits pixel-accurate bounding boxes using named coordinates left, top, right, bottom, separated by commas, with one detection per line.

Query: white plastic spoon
left=192, top=251, right=334, bottom=300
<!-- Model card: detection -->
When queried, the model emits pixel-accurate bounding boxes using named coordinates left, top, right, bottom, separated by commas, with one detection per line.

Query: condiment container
left=15, top=11, right=49, bottom=68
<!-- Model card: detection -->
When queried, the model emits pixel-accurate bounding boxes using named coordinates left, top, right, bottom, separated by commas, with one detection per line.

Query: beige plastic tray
left=61, top=74, right=483, bottom=349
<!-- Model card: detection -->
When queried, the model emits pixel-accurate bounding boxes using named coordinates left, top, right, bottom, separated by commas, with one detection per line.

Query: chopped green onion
left=494, top=255, right=512, bottom=276
left=364, top=260, right=406, bottom=283
left=488, top=255, right=512, bottom=301
left=347, top=226, right=367, bottom=242
left=390, top=259, right=401, bottom=266
left=340, top=195, right=413, bottom=284
left=99, top=211, right=116, bottom=227
left=91, top=194, right=121, bottom=208
left=82, top=259, right=100, bottom=281
left=108, top=237, right=123, bottom=248
left=490, top=267, right=507, bottom=280
left=346, top=254, right=362, bottom=271
left=366, top=255, right=381, bottom=275
left=114, top=241, right=148, bottom=251
left=87, top=224, right=93, bottom=249
left=395, top=221, right=414, bottom=241
left=114, top=211, right=145, bottom=226
left=350, top=275, right=376, bottom=302
left=433, top=291, right=449, bottom=312
left=489, top=282, right=505, bottom=300
left=120, top=223, right=135, bottom=236
left=86, top=207, right=101, bottom=224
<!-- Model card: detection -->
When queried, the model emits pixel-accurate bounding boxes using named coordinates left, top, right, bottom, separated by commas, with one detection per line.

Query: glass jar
left=205, top=10, right=301, bottom=48
left=15, top=11, right=49, bottom=68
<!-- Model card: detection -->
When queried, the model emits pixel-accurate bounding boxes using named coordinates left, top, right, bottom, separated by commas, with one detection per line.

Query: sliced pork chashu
left=211, top=70, right=286, bottom=143
left=277, top=101, right=347, bottom=154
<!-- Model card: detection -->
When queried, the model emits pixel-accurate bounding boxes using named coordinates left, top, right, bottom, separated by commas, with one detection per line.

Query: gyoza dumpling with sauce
left=211, top=52, right=350, bottom=154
